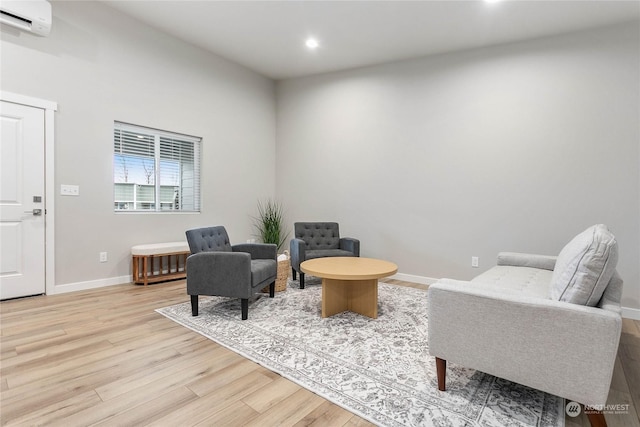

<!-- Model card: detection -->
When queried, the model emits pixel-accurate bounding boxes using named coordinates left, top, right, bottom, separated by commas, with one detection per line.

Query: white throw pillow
left=549, top=224, right=618, bottom=306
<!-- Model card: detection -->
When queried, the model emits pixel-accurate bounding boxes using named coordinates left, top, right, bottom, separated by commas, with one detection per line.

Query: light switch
left=61, top=185, right=80, bottom=196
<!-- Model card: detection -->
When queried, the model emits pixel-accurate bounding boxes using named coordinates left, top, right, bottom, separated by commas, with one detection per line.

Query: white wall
left=0, top=1, right=276, bottom=290
left=1, top=3, right=637, bottom=312
left=276, top=23, right=640, bottom=311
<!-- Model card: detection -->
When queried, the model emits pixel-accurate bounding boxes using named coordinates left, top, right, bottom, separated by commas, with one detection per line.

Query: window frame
left=113, top=121, right=201, bottom=213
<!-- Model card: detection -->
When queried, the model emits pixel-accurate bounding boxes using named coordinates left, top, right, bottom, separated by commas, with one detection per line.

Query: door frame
left=1, top=91, right=57, bottom=296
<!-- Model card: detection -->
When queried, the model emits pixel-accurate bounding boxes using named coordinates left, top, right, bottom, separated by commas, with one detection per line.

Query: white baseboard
left=53, top=275, right=131, bottom=295
left=622, top=307, right=640, bottom=320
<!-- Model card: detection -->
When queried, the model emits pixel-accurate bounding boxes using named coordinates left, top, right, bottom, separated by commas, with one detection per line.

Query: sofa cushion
left=549, top=224, right=618, bottom=306
left=472, top=266, right=553, bottom=299
left=251, top=259, right=277, bottom=287
left=306, top=249, right=356, bottom=260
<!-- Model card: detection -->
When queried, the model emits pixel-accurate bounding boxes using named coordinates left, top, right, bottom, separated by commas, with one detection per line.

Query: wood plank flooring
left=1, top=278, right=639, bottom=426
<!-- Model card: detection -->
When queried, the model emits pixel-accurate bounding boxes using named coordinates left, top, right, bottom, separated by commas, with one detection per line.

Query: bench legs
left=133, top=252, right=189, bottom=285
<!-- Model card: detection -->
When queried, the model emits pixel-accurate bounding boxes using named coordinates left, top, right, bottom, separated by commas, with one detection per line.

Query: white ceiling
left=103, top=1, right=639, bottom=80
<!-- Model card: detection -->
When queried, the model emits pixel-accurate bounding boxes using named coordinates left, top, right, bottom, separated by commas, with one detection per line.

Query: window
left=113, top=121, right=201, bottom=212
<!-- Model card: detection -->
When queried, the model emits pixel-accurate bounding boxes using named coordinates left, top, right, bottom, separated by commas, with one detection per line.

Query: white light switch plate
left=61, top=184, right=80, bottom=196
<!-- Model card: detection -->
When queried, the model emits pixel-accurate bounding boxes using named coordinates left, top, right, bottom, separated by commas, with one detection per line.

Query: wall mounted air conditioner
left=0, top=0, right=51, bottom=36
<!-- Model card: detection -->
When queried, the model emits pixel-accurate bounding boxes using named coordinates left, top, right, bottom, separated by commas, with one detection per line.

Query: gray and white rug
left=156, top=278, right=564, bottom=426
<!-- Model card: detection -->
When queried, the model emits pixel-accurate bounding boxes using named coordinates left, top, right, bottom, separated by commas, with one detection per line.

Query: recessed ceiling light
left=305, top=38, right=319, bottom=50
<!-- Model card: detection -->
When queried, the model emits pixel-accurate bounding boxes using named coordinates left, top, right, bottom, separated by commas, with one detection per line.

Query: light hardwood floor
left=1, top=278, right=639, bottom=426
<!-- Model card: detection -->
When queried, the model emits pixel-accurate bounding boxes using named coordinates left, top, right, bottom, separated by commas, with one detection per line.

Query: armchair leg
left=269, top=282, right=275, bottom=298
left=300, top=272, right=305, bottom=289
left=191, top=295, right=198, bottom=317
left=436, top=357, right=446, bottom=391
left=292, top=268, right=297, bottom=280
left=586, top=410, right=607, bottom=427
left=241, top=298, right=248, bottom=320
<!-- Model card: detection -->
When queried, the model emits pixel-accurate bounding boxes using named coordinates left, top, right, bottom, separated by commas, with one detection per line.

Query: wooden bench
left=131, top=242, right=190, bottom=286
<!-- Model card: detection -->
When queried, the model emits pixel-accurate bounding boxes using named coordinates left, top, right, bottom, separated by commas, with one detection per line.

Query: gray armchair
left=290, top=222, right=360, bottom=289
left=185, top=226, right=277, bottom=320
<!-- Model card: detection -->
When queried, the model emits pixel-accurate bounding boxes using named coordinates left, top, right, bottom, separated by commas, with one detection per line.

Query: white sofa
left=428, top=225, right=622, bottom=427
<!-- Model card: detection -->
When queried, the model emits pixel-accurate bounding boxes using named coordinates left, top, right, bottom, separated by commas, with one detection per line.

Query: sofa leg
left=436, top=357, right=446, bottom=391
left=191, top=295, right=198, bottom=317
left=241, top=298, right=248, bottom=320
left=586, top=410, right=607, bottom=427
left=300, top=272, right=305, bottom=289
left=269, top=282, right=275, bottom=298
left=292, top=268, right=297, bottom=280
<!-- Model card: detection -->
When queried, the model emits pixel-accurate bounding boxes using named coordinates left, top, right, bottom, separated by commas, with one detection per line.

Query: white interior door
left=0, top=100, right=46, bottom=299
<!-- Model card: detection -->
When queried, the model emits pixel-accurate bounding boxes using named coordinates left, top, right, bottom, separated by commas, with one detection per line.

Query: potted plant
left=253, top=198, right=289, bottom=252
left=253, top=199, right=290, bottom=292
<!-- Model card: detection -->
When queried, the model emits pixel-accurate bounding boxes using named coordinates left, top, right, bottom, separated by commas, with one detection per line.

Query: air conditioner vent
left=1, top=10, right=32, bottom=25
left=0, top=1, right=51, bottom=37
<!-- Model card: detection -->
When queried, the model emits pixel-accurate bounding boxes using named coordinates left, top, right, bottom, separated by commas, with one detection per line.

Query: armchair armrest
left=233, top=243, right=277, bottom=260
left=186, top=252, right=251, bottom=298
left=339, top=237, right=360, bottom=256
left=496, top=252, right=557, bottom=271
left=427, top=279, right=621, bottom=407
left=290, top=238, right=306, bottom=270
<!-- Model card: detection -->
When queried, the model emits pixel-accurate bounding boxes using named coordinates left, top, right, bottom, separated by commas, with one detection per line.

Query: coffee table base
left=322, top=278, right=378, bottom=319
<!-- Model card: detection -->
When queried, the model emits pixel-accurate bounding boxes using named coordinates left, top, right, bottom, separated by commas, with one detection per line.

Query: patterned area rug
left=156, top=278, right=564, bottom=427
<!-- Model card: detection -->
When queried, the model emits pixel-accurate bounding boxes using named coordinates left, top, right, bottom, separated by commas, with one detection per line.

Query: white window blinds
left=113, top=121, right=201, bottom=212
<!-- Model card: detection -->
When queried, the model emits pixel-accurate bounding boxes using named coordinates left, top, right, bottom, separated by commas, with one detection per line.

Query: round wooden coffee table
left=300, top=257, right=398, bottom=319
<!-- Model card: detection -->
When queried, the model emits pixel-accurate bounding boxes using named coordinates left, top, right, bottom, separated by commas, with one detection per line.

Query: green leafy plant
left=253, top=199, right=289, bottom=252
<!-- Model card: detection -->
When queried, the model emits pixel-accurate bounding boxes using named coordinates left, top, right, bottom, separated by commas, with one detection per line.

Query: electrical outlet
left=471, top=256, right=479, bottom=268
left=99, top=252, right=108, bottom=263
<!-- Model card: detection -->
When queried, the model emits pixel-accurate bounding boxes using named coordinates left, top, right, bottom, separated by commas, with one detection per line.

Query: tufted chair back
left=186, top=226, right=232, bottom=254
left=294, top=222, right=340, bottom=250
